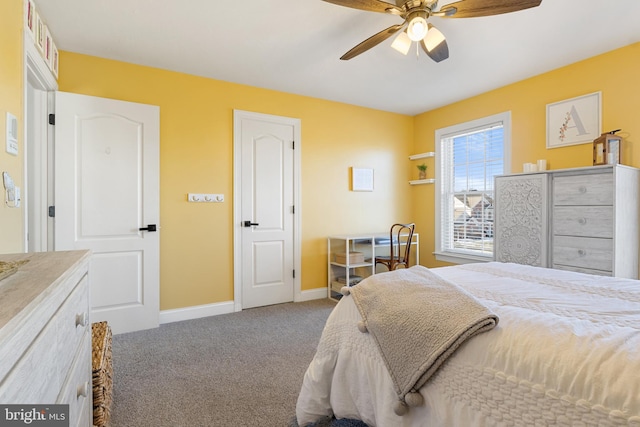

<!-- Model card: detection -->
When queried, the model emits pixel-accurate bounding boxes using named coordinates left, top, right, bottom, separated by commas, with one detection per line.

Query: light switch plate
left=6, top=112, right=18, bottom=156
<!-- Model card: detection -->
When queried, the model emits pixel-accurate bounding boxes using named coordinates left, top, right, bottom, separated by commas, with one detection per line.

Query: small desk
left=327, top=233, right=419, bottom=300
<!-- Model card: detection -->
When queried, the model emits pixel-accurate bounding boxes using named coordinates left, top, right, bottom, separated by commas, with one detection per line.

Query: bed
left=296, top=263, right=640, bottom=426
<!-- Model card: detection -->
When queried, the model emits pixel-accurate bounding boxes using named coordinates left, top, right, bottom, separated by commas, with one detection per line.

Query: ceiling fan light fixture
left=407, top=16, right=428, bottom=41
left=391, top=31, right=412, bottom=55
left=324, top=0, right=543, bottom=62
left=423, top=24, right=446, bottom=51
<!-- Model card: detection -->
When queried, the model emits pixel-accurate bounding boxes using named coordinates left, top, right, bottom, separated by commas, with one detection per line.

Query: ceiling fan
left=324, top=0, right=542, bottom=62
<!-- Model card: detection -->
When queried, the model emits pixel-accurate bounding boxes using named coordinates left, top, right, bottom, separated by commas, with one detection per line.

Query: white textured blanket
left=346, top=266, right=498, bottom=414
left=296, top=262, right=640, bottom=427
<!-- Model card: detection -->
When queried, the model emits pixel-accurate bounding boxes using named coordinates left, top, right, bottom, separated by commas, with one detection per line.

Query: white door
left=234, top=111, right=300, bottom=309
left=54, top=91, right=160, bottom=334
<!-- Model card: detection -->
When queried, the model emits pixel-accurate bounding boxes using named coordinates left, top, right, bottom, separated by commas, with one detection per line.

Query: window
left=435, top=112, right=511, bottom=264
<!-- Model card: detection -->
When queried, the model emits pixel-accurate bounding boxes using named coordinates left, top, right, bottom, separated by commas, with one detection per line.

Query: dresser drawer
left=57, top=331, right=92, bottom=427
left=553, top=264, right=612, bottom=276
left=55, top=274, right=90, bottom=382
left=0, top=314, right=62, bottom=403
left=553, top=173, right=613, bottom=206
left=552, top=236, right=613, bottom=272
left=553, top=206, right=613, bottom=238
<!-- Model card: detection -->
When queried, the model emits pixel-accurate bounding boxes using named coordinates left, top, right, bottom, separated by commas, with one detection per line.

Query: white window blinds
left=435, top=112, right=510, bottom=263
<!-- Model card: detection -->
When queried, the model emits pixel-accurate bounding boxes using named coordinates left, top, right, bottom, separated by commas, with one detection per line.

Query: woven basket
left=92, top=321, right=113, bottom=427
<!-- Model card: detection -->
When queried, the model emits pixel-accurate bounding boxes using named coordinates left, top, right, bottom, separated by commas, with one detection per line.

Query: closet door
left=494, top=173, right=549, bottom=266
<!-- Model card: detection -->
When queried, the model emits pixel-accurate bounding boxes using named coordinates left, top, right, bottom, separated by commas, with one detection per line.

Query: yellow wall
left=0, top=0, right=24, bottom=253
left=413, top=42, right=640, bottom=268
left=2, top=0, right=638, bottom=312
left=57, top=53, right=414, bottom=310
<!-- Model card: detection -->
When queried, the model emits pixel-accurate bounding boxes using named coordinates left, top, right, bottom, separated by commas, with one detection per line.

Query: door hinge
left=48, top=206, right=55, bottom=217
left=48, top=114, right=55, bottom=125
left=293, top=270, right=295, bottom=279
left=291, top=205, right=295, bottom=214
left=292, top=140, right=295, bottom=150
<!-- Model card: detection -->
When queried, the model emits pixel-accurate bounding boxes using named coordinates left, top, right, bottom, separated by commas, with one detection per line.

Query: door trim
left=23, top=31, right=58, bottom=252
left=233, top=110, right=302, bottom=311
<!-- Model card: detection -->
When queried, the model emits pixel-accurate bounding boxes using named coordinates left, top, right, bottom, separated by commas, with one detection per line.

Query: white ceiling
left=37, top=0, right=640, bottom=116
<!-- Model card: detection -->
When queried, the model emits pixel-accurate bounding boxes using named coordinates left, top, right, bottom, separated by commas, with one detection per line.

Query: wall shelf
left=409, top=178, right=435, bottom=185
left=410, top=152, right=435, bottom=184
left=409, top=152, right=435, bottom=160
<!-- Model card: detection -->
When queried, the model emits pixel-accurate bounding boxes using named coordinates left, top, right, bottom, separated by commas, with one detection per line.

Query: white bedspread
left=296, top=263, right=640, bottom=426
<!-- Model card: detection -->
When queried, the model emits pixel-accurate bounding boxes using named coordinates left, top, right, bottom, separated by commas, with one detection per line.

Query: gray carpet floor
left=110, top=298, right=368, bottom=427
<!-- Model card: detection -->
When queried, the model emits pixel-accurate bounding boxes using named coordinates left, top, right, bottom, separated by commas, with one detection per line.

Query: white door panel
left=55, top=91, right=160, bottom=334
left=254, top=241, right=285, bottom=284
left=254, top=136, right=285, bottom=229
left=90, top=251, right=142, bottom=309
left=78, top=115, right=141, bottom=237
left=235, top=111, right=299, bottom=309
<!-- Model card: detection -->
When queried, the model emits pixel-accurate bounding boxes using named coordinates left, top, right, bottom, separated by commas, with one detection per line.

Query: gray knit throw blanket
left=346, top=266, right=499, bottom=416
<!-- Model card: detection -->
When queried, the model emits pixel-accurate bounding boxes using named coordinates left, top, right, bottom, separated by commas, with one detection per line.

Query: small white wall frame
left=351, top=167, right=374, bottom=191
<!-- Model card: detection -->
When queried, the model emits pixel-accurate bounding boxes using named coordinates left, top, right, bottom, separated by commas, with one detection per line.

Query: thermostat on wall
left=6, top=112, right=18, bottom=156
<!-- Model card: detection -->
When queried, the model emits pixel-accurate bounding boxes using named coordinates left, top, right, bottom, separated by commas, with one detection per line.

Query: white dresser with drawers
left=0, top=250, right=92, bottom=427
left=495, top=165, right=640, bottom=278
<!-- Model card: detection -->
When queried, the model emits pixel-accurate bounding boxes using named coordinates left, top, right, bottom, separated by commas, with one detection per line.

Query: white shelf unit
left=327, top=233, right=420, bottom=300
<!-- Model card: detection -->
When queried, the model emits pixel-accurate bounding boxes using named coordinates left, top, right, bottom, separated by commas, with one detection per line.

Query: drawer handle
left=577, top=218, right=587, bottom=225
left=75, top=312, right=88, bottom=327
left=578, top=249, right=586, bottom=256
left=77, top=381, right=89, bottom=398
left=578, top=186, right=587, bottom=194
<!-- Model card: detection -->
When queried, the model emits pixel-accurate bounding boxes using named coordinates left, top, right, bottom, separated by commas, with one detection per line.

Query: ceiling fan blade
left=420, top=24, right=449, bottom=62
left=340, top=24, right=405, bottom=60
left=322, top=0, right=403, bottom=14
left=439, top=0, right=542, bottom=18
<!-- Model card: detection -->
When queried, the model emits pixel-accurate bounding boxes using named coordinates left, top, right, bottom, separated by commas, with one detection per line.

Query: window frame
left=434, top=111, right=511, bottom=264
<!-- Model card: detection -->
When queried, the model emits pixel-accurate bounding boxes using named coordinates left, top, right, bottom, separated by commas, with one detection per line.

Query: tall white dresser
left=0, top=251, right=92, bottom=427
left=495, top=165, right=640, bottom=278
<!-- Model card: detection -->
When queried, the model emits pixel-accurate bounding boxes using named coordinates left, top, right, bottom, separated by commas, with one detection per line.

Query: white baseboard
left=160, top=288, right=329, bottom=325
left=160, top=301, right=235, bottom=325
left=296, top=287, right=328, bottom=302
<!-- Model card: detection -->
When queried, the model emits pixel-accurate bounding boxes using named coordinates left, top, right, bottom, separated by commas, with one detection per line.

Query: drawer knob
left=578, top=186, right=587, bottom=193
left=77, top=381, right=89, bottom=398
left=578, top=249, right=586, bottom=256
left=578, top=218, right=587, bottom=225
left=75, top=312, right=88, bottom=327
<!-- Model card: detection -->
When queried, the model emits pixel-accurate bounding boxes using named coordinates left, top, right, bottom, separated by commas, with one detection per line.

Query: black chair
left=374, top=223, right=415, bottom=271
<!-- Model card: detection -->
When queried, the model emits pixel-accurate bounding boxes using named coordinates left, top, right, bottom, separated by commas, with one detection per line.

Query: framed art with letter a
left=546, top=92, right=601, bottom=149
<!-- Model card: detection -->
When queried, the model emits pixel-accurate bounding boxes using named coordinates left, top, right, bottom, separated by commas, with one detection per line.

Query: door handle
left=243, top=221, right=259, bottom=227
left=139, top=224, right=157, bottom=232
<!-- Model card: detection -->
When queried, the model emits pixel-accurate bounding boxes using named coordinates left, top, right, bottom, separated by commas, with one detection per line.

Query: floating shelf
left=409, top=152, right=435, bottom=160
left=409, top=178, right=435, bottom=185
